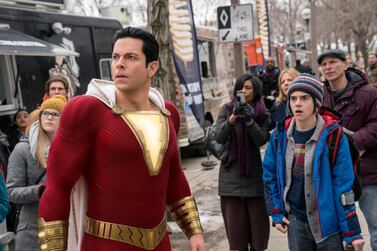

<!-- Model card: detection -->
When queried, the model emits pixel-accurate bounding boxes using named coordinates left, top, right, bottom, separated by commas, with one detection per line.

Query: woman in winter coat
left=213, top=74, right=271, bottom=251
left=269, top=68, right=299, bottom=130
left=6, top=95, right=67, bottom=251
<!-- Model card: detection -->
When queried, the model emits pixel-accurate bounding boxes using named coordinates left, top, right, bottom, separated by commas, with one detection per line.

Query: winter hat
left=40, top=95, right=67, bottom=113
left=288, top=73, right=324, bottom=108
left=317, top=49, right=346, bottom=65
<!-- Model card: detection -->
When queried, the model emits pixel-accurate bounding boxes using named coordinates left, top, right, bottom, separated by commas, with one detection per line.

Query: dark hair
left=288, top=93, right=317, bottom=114
left=45, top=76, right=69, bottom=93
left=233, top=74, right=263, bottom=102
left=112, top=26, right=159, bottom=66
left=13, top=109, right=28, bottom=124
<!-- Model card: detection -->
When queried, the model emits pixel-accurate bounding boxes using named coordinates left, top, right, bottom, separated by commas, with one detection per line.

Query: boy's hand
left=351, top=239, right=364, bottom=251
left=275, top=217, right=290, bottom=233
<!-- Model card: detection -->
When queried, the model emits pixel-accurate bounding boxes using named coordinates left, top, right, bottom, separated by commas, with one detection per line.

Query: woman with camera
left=213, top=74, right=271, bottom=251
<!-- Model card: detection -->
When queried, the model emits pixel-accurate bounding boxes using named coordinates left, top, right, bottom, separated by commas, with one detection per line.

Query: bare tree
left=318, top=0, right=377, bottom=69
left=148, top=0, right=176, bottom=103
left=191, top=0, right=228, bottom=26
left=269, top=0, right=306, bottom=64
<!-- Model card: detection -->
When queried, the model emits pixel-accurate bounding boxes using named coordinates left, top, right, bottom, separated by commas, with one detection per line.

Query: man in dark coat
left=318, top=49, right=377, bottom=251
left=259, top=57, right=280, bottom=110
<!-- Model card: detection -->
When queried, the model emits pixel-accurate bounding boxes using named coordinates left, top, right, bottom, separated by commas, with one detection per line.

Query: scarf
left=223, top=97, right=266, bottom=176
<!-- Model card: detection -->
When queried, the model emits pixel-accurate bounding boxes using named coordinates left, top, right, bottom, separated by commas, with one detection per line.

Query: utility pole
left=231, top=0, right=245, bottom=78
left=310, top=0, right=318, bottom=76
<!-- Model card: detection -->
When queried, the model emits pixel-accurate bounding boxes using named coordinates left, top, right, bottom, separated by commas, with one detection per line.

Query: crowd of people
left=212, top=49, right=377, bottom=251
left=0, top=25, right=376, bottom=251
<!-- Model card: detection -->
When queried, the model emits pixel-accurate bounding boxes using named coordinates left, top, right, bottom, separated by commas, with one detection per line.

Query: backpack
left=327, top=126, right=363, bottom=201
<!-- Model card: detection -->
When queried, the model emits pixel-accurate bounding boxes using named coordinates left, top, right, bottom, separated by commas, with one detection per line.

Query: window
left=197, top=40, right=217, bottom=78
left=0, top=55, right=19, bottom=116
left=99, top=58, right=112, bottom=81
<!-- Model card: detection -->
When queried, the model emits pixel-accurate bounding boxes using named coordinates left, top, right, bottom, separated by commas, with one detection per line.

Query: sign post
left=217, top=4, right=254, bottom=43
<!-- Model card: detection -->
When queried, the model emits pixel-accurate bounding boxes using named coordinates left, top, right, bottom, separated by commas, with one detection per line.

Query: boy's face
left=289, top=91, right=316, bottom=123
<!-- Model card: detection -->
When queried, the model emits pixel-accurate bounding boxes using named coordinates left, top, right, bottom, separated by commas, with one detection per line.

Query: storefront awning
left=0, top=25, right=79, bottom=57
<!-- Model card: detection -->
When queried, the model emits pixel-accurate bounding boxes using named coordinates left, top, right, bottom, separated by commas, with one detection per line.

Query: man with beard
left=258, top=57, right=280, bottom=110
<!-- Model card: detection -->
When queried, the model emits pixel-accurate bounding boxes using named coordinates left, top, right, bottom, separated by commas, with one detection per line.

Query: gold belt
left=84, top=215, right=166, bottom=250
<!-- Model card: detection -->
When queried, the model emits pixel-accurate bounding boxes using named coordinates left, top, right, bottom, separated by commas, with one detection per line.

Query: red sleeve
left=39, top=96, right=102, bottom=221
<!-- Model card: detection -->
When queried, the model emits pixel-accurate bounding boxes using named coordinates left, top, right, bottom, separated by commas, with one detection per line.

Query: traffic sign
left=217, top=4, right=253, bottom=43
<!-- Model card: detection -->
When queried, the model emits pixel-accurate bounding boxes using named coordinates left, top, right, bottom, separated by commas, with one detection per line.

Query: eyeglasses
left=41, top=111, right=60, bottom=119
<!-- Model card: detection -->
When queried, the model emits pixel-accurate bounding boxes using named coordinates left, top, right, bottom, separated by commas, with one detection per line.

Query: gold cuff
left=169, top=196, right=203, bottom=238
left=38, top=218, right=68, bottom=251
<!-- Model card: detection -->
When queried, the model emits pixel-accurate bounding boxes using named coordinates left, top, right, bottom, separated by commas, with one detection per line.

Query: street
left=169, top=155, right=372, bottom=251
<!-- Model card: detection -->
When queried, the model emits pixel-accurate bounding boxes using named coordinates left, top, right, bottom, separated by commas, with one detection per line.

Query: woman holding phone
left=213, top=74, right=271, bottom=251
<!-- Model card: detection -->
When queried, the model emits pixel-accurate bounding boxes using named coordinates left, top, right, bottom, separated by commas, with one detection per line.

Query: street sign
left=217, top=4, right=253, bottom=43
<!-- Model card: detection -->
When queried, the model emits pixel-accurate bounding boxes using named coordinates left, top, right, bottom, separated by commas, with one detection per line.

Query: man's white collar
left=86, top=79, right=165, bottom=109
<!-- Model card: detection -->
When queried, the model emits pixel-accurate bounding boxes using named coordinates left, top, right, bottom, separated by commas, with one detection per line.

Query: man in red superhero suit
left=38, top=26, right=205, bottom=251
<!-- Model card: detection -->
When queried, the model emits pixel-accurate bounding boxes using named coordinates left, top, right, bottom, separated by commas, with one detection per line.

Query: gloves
left=241, top=103, right=254, bottom=122
left=233, top=101, right=243, bottom=115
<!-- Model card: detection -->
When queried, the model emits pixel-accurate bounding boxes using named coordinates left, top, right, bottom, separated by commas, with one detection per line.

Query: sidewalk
left=170, top=156, right=372, bottom=251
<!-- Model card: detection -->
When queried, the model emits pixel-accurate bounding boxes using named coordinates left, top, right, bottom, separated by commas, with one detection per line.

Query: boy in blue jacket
left=263, top=73, right=364, bottom=251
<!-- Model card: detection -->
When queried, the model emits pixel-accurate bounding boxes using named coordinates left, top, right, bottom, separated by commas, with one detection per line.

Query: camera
left=233, top=91, right=245, bottom=115
left=236, top=91, right=245, bottom=103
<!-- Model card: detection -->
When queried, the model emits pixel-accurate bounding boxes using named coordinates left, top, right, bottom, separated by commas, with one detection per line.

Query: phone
left=236, top=91, right=245, bottom=103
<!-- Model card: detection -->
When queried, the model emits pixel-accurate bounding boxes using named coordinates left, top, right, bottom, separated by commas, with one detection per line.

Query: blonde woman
left=270, top=68, right=299, bottom=129
left=6, top=95, right=66, bottom=251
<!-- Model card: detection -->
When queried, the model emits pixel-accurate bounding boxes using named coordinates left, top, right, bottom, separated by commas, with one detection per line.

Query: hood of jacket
left=282, top=106, right=342, bottom=132
left=345, top=67, right=368, bottom=89
left=28, top=121, right=40, bottom=160
left=85, top=79, right=165, bottom=110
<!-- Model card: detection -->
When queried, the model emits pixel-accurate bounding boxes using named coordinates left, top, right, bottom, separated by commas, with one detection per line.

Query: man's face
left=266, top=57, right=275, bottom=71
left=111, top=37, right=158, bottom=94
left=48, top=81, right=67, bottom=97
left=289, top=91, right=315, bottom=123
left=319, top=57, right=347, bottom=82
left=368, top=54, right=377, bottom=66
